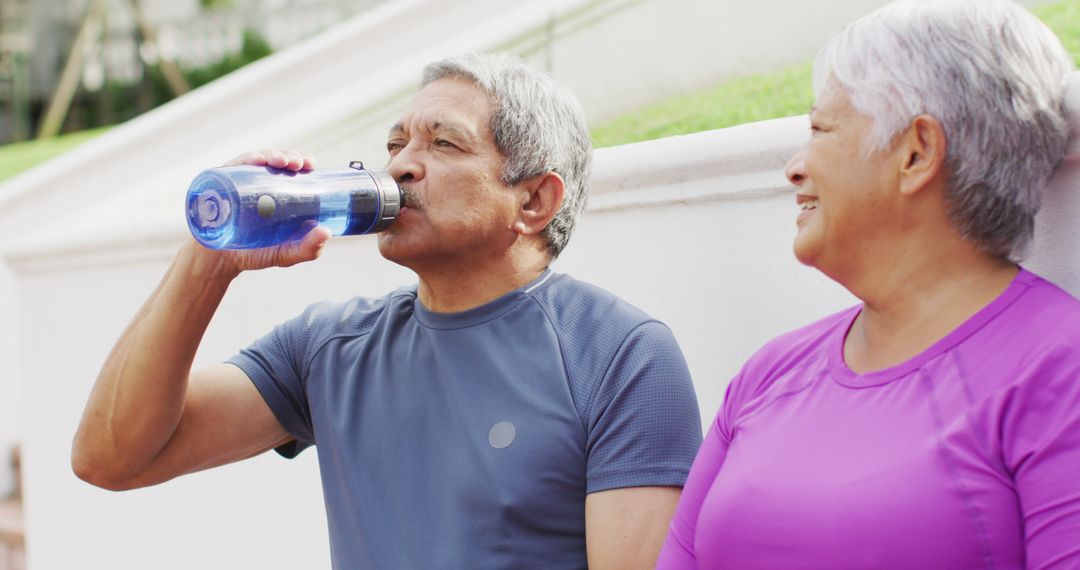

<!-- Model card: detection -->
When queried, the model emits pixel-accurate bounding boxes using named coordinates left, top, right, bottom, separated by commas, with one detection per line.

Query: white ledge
left=2, top=115, right=808, bottom=274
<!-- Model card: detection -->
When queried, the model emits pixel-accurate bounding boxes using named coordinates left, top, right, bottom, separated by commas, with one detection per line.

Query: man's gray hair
left=814, top=0, right=1073, bottom=260
left=422, top=53, right=592, bottom=258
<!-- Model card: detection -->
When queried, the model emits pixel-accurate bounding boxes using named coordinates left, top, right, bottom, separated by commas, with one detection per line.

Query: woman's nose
left=785, top=149, right=807, bottom=187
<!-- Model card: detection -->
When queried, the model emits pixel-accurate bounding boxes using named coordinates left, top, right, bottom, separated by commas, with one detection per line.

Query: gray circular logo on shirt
left=488, top=421, right=516, bottom=449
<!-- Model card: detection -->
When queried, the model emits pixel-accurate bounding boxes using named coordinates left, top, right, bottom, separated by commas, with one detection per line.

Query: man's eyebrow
left=429, top=121, right=475, bottom=142
left=387, top=120, right=478, bottom=141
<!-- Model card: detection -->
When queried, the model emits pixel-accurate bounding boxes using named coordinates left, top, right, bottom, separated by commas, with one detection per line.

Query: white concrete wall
left=0, top=265, right=18, bottom=500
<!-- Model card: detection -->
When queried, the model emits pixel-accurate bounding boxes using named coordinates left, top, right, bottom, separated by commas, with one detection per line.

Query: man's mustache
left=400, top=184, right=422, bottom=209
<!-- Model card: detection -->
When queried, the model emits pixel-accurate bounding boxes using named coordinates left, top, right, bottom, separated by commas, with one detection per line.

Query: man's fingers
left=299, top=152, right=317, bottom=171
left=300, top=226, right=332, bottom=257
left=277, top=226, right=331, bottom=267
left=223, top=150, right=266, bottom=167
left=222, top=148, right=315, bottom=170
left=262, top=149, right=289, bottom=169
left=282, top=149, right=305, bottom=171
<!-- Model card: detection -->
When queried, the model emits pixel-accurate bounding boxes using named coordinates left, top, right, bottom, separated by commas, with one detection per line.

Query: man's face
left=785, top=84, right=898, bottom=275
left=378, top=78, right=522, bottom=270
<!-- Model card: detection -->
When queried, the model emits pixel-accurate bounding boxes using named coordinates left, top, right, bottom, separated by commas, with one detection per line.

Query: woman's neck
left=841, top=250, right=1017, bottom=374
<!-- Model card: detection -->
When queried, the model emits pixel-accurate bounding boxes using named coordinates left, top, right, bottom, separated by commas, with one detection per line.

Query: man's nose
left=785, top=149, right=807, bottom=187
left=387, top=145, right=424, bottom=185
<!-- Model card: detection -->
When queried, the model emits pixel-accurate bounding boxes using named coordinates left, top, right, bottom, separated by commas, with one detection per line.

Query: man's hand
left=71, top=148, right=321, bottom=491
left=190, top=148, right=331, bottom=278
left=224, top=148, right=315, bottom=171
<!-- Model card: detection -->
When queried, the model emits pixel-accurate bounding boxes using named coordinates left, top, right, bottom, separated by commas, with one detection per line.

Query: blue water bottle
left=186, top=161, right=401, bottom=250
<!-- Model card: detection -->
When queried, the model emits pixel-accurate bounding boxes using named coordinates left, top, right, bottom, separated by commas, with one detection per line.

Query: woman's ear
left=513, top=172, right=565, bottom=236
left=898, top=114, right=947, bottom=196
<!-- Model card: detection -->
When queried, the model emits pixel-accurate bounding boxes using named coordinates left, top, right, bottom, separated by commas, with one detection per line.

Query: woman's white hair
left=814, top=0, right=1073, bottom=259
left=422, top=53, right=592, bottom=258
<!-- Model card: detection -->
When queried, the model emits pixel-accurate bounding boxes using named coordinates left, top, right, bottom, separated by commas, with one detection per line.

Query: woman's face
left=784, top=85, right=901, bottom=277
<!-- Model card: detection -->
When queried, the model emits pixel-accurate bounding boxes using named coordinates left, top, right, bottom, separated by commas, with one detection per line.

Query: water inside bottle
left=187, top=166, right=385, bottom=249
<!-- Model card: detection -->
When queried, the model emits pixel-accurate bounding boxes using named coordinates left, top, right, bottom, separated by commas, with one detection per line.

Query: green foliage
left=180, top=31, right=273, bottom=89
left=0, top=30, right=273, bottom=182
left=592, top=0, right=1080, bottom=148
left=66, top=30, right=273, bottom=131
left=591, top=64, right=813, bottom=148
left=1034, top=0, right=1080, bottom=67
left=0, top=127, right=110, bottom=183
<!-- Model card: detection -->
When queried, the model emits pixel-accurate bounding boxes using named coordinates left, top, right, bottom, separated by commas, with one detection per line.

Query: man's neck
left=414, top=247, right=551, bottom=313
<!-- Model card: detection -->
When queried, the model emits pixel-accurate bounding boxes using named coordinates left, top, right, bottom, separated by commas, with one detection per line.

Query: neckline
left=829, top=267, right=1036, bottom=388
left=411, top=269, right=554, bottom=330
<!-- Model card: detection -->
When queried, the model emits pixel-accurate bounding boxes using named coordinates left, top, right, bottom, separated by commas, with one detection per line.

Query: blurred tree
left=66, top=30, right=272, bottom=131
left=129, top=0, right=191, bottom=99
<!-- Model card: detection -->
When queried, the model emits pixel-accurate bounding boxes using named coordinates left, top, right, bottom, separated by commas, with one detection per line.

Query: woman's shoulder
left=1014, top=271, right=1080, bottom=343
left=727, top=306, right=860, bottom=401
left=752, top=306, right=858, bottom=364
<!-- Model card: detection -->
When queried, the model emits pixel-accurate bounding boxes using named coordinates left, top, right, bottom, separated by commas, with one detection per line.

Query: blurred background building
left=0, top=0, right=384, bottom=143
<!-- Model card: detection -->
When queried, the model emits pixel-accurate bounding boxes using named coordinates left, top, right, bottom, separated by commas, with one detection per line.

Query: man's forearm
left=71, top=242, right=236, bottom=488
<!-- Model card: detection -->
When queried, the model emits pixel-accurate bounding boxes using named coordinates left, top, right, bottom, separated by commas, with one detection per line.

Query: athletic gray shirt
left=229, top=270, right=702, bottom=569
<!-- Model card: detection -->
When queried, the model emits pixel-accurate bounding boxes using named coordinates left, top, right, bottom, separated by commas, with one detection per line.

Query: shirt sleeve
left=656, top=381, right=736, bottom=568
left=227, top=303, right=327, bottom=458
left=1005, top=356, right=1080, bottom=567
left=584, top=321, right=703, bottom=493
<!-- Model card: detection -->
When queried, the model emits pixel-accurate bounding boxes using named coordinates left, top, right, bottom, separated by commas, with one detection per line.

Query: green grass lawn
left=0, top=127, right=111, bottom=183
left=592, top=0, right=1080, bottom=148
left=591, top=64, right=814, bottom=148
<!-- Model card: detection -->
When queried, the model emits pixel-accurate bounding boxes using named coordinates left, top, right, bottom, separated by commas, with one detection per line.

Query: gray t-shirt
left=230, top=270, right=703, bottom=569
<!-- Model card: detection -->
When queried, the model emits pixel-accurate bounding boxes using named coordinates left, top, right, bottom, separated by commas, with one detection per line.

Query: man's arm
left=586, top=486, right=682, bottom=570
left=579, top=319, right=702, bottom=568
left=71, top=150, right=323, bottom=491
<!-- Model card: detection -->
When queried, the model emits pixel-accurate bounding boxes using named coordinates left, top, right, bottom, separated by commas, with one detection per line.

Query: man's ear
left=514, top=172, right=565, bottom=236
left=898, top=114, right=947, bottom=196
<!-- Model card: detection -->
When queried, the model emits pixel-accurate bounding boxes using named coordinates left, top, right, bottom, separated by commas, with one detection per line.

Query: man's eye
left=387, top=141, right=404, bottom=153
left=434, top=138, right=455, bottom=148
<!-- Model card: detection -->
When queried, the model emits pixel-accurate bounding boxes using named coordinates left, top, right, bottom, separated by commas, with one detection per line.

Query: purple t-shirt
left=659, top=268, right=1080, bottom=569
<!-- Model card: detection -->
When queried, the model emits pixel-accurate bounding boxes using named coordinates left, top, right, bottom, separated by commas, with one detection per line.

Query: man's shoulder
left=527, top=272, right=657, bottom=333
left=287, top=285, right=418, bottom=344
left=524, top=272, right=682, bottom=384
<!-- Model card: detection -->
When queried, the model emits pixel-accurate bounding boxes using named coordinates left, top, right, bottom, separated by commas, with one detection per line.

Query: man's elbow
left=70, top=447, right=142, bottom=492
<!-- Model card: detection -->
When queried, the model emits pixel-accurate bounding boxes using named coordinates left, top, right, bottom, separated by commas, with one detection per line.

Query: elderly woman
left=657, top=0, right=1080, bottom=568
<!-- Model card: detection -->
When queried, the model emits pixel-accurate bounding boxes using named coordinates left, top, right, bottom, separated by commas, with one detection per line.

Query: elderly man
left=659, top=0, right=1080, bottom=568
left=72, top=54, right=702, bottom=569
